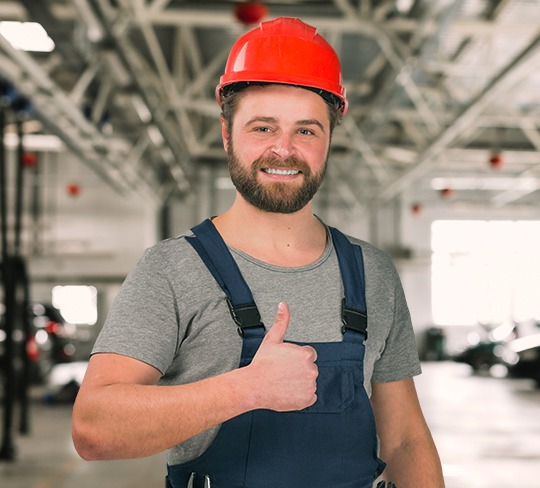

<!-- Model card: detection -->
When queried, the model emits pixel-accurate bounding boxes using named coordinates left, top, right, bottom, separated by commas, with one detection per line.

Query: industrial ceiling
left=1, top=0, right=539, bottom=212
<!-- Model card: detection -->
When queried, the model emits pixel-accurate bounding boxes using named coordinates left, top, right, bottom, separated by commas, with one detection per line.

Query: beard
left=227, top=144, right=328, bottom=214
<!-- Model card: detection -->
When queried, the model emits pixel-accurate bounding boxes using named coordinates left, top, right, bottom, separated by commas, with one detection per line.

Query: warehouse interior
left=0, top=0, right=539, bottom=487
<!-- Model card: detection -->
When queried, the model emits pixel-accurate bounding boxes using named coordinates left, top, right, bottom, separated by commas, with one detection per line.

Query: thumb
left=263, top=302, right=290, bottom=344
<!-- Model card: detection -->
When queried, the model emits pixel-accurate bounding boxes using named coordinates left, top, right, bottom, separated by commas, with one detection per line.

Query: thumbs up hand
left=247, top=302, right=318, bottom=412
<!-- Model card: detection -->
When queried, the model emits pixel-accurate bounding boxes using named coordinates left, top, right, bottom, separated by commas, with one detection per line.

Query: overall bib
left=166, top=220, right=386, bottom=488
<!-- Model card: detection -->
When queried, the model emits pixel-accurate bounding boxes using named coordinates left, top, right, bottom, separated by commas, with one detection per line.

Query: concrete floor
left=0, top=361, right=539, bottom=487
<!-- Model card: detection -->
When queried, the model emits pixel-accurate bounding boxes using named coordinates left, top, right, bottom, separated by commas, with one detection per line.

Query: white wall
left=16, top=150, right=160, bottom=348
left=21, top=151, right=159, bottom=282
left=399, top=190, right=540, bottom=338
left=17, top=149, right=540, bottom=354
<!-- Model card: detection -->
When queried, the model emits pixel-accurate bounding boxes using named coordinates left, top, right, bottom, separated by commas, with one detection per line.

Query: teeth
left=263, top=168, right=299, bottom=175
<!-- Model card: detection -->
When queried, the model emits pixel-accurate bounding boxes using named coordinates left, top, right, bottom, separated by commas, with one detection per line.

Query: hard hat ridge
left=217, top=17, right=348, bottom=114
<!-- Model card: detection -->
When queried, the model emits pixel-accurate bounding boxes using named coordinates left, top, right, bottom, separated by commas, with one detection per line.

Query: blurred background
left=0, top=0, right=539, bottom=486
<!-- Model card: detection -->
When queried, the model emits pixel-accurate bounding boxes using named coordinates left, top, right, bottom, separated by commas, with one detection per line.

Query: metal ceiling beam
left=92, top=0, right=192, bottom=194
left=17, top=0, right=79, bottom=67
left=143, top=7, right=539, bottom=38
left=374, top=32, right=540, bottom=204
left=374, top=31, right=442, bottom=135
left=489, top=119, right=540, bottom=205
left=127, top=0, right=201, bottom=154
left=2, top=0, right=539, bottom=210
left=341, top=118, right=389, bottom=182
left=0, top=33, right=158, bottom=201
left=147, top=8, right=382, bottom=36
left=0, top=1, right=26, bottom=18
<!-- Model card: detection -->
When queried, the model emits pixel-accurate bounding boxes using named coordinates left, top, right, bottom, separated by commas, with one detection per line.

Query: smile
left=262, top=168, right=300, bottom=175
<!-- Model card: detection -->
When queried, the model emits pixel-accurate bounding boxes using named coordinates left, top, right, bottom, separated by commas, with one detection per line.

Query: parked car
left=44, top=360, right=88, bottom=403
left=498, top=333, right=540, bottom=387
left=452, top=321, right=518, bottom=373
left=453, top=339, right=504, bottom=372
left=0, top=302, right=76, bottom=386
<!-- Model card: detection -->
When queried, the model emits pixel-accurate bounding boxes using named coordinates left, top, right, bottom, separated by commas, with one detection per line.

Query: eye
left=298, top=128, right=315, bottom=136
left=254, top=126, right=272, bottom=133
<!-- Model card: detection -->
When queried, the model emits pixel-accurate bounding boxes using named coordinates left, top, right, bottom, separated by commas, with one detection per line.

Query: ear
left=220, top=115, right=230, bottom=152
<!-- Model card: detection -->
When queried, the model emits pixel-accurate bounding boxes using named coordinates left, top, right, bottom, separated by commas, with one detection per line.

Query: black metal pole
left=0, top=106, right=16, bottom=460
left=14, top=116, right=31, bottom=435
left=0, top=107, right=8, bottom=259
left=30, top=153, right=41, bottom=256
left=14, top=117, right=23, bottom=255
left=17, top=257, right=31, bottom=435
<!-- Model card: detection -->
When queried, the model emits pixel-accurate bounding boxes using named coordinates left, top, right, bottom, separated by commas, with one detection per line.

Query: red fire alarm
left=440, top=188, right=454, bottom=199
left=489, top=153, right=503, bottom=169
left=22, top=152, right=38, bottom=168
left=234, top=1, right=268, bottom=25
left=66, top=183, right=81, bottom=197
left=411, top=203, right=423, bottom=215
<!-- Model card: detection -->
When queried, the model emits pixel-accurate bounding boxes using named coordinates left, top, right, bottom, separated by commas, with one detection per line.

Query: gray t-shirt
left=92, top=225, right=421, bottom=465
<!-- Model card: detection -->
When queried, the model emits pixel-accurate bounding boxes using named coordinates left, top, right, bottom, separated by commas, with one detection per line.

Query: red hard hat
left=216, top=17, right=348, bottom=114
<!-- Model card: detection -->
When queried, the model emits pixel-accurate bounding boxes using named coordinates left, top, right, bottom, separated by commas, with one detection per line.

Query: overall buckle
left=341, top=298, right=368, bottom=338
left=227, top=299, right=264, bottom=337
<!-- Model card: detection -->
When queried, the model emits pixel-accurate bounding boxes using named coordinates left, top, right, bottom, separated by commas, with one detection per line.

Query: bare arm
left=72, top=302, right=317, bottom=460
left=371, top=378, right=445, bottom=487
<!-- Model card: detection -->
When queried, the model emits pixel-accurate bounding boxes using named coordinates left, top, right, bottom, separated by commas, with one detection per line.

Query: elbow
left=72, top=422, right=101, bottom=461
left=73, top=443, right=100, bottom=462
left=72, top=392, right=119, bottom=461
left=72, top=415, right=113, bottom=461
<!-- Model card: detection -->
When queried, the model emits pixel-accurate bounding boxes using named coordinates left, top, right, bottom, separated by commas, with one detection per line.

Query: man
left=72, top=17, right=444, bottom=488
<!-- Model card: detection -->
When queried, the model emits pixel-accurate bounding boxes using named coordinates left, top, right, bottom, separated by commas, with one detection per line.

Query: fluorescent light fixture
left=431, top=176, right=538, bottom=191
left=0, top=21, right=55, bottom=52
left=4, top=133, right=64, bottom=151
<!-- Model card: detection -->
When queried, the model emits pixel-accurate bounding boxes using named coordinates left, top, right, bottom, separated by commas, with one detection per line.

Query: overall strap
left=186, top=219, right=265, bottom=337
left=328, top=227, right=368, bottom=338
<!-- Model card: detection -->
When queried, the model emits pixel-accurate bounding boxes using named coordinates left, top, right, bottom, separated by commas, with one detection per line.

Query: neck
left=212, top=195, right=327, bottom=267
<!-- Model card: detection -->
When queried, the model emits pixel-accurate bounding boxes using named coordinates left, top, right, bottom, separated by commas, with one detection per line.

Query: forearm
left=73, top=304, right=317, bottom=461
left=371, top=378, right=445, bottom=487
left=72, top=367, right=255, bottom=461
left=380, top=431, right=445, bottom=487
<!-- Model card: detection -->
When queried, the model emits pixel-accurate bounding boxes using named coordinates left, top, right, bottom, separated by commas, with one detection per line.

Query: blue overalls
left=166, top=219, right=386, bottom=488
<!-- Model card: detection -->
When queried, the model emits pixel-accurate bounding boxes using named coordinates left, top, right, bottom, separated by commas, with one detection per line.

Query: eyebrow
left=244, top=116, right=326, bottom=133
left=245, top=116, right=277, bottom=127
left=297, top=119, right=325, bottom=133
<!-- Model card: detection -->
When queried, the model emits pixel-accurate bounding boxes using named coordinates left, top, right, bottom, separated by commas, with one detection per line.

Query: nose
left=271, top=134, right=293, bottom=159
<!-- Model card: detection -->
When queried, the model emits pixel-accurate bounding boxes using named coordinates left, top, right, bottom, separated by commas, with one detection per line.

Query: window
left=52, top=285, right=98, bottom=325
left=431, top=220, right=540, bottom=326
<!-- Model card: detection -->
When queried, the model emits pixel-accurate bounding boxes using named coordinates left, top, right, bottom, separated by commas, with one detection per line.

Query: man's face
left=223, top=84, right=331, bottom=214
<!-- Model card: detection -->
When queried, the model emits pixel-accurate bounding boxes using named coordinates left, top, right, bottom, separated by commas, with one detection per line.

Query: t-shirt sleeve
left=92, top=246, right=179, bottom=375
left=371, top=262, right=422, bottom=383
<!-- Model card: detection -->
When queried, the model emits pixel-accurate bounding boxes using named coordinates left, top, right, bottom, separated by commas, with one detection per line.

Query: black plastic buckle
left=341, top=299, right=368, bottom=338
left=227, top=299, right=264, bottom=337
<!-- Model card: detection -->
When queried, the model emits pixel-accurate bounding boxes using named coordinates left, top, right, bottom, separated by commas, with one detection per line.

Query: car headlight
left=501, top=348, right=519, bottom=366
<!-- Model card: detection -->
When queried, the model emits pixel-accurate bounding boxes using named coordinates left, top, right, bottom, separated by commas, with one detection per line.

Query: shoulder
left=136, top=230, right=197, bottom=270
left=121, top=230, right=211, bottom=291
left=338, top=231, right=399, bottom=279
